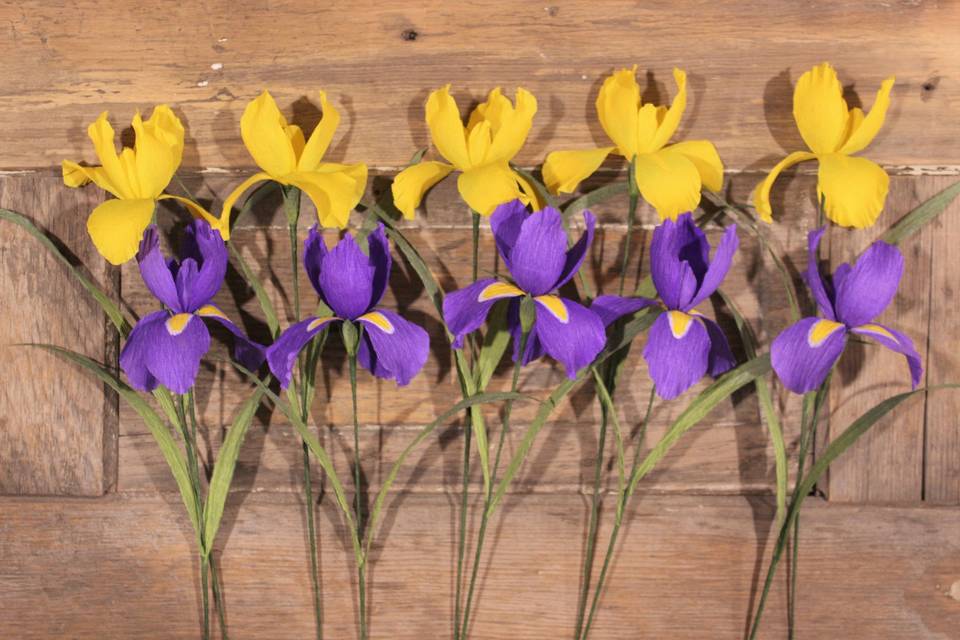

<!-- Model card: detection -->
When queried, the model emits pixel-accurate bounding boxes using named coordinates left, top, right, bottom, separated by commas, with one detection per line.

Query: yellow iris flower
left=62, top=106, right=216, bottom=265
left=543, top=67, right=723, bottom=221
left=392, top=85, right=542, bottom=218
left=221, top=90, right=368, bottom=235
left=754, top=63, right=894, bottom=228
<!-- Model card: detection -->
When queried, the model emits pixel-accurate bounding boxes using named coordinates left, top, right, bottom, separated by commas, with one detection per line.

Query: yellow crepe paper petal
left=667, top=140, right=724, bottom=192
left=298, top=91, right=341, bottom=171
left=157, top=195, right=224, bottom=237
left=86, top=198, right=155, bottom=265
left=426, top=85, right=470, bottom=170
left=467, top=119, right=492, bottom=167
left=484, top=87, right=538, bottom=164
left=240, top=90, right=298, bottom=177
left=131, top=107, right=183, bottom=199
left=220, top=171, right=273, bottom=238
left=456, top=163, right=524, bottom=216
left=284, top=124, right=306, bottom=161
left=633, top=150, right=702, bottom=222
left=542, top=146, right=615, bottom=195
left=391, top=161, right=455, bottom=219
left=793, top=62, right=849, bottom=154
left=817, top=153, right=889, bottom=228
left=287, top=164, right=367, bottom=229
left=648, top=68, right=688, bottom=153
left=596, top=66, right=640, bottom=159
left=62, top=160, right=125, bottom=198
left=752, top=151, right=817, bottom=223
left=87, top=112, right=135, bottom=199
left=512, top=168, right=545, bottom=212
left=840, top=76, right=895, bottom=155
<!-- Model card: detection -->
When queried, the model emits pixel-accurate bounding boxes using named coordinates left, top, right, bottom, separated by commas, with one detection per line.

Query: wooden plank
left=1, top=493, right=958, bottom=638
left=0, top=174, right=117, bottom=496
left=924, top=180, right=960, bottom=503
left=0, top=1, right=957, bottom=170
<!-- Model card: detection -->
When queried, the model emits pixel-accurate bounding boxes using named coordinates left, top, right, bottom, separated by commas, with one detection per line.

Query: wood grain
left=0, top=174, right=117, bottom=496
left=0, top=1, right=957, bottom=170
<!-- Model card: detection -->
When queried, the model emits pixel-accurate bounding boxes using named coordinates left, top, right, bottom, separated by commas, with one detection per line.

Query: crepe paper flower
left=443, top=200, right=641, bottom=379
left=266, top=224, right=429, bottom=388
left=542, top=67, right=724, bottom=222
left=119, top=221, right=265, bottom=394
left=753, top=63, right=895, bottom=229
left=220, top=90, right=368, bottom=237
left=62, top=106, right=219, bottom=265
left=610, top=213, right=738, bottom=400
left=771, top=228, right=922, bottom=394
left=391, top=85, right=542, bottom=218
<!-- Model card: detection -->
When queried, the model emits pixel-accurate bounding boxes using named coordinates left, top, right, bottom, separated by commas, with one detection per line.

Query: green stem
left=471, top=211, right=481, bottom=282
left=209, top=555, right=228, bottom=640
left=618, top=157, right=640, bottom=296
left=348, top=349, right=367, bottom=640
left=177, top=394, right=209, bottom=640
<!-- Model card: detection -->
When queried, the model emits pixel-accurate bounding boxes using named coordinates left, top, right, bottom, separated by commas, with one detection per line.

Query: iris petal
left=817, top=153, right=889, bottom=229
left=489, top=199, right=529, bottom=269
left=178, top=220, right=228, bottom=312
left=197, top=305, right=266, bottom=372
left=367, top=223, right=392, bottom=310
left=752, top=151, right=817, bottom=223
left=357, top=309, right=430, bottom=386
left=298, top=91, right=340, bottom=171
left=793, top=62, right=849, bottom=155
left=391, top=161, right=455, bottom=220
left=833, top=239, right=903, bottom=327
left=804, top=227, right=837, bottom=320
left=240, top=90, right=298, bottom=177
left=137, top=226, right=180, bottom=311
left=851, top=322, right=923, bottom=389
left=686, top=223, right=739, bottom=310
left=456, top=162, right=525, bottom=216
left=303, top=225, right=328, bottom=299
left=649, top=214, right=700, bottom=310
left=590, top=295, right=657, bottom=327
left=87, top=197, right=156, bottom=265
left=633, top=148, right=702, bottom=221
left=771, top=316, right=847, bottom=394
left=442, top=278, right=521, bottom=348
left=508, top=207, right=568, bottom=295
left=840, top=76, right=895, bottom=155
left=555, top=210, right=596, bottom=289
left=266, top=316, right=336, bottom=388
left=532, top=296, right=606, bottom=379
left=426, top=85, right=471, bottom=169
left=642, top=311, right=710, bottom=400
left=146, top=312, right=211, bottom=394
left=542, top=147, right=615, bottom=195
left=119, top=311, right=167, bottom=391
left=699, top=315, right=736, bottom=376
left=318, top=232, right=375, bottom=319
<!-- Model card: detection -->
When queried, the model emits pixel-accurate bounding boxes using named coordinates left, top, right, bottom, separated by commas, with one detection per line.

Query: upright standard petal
left=489, top=199, right=529, bottom=269
left=87, top=112, right=135, bottom=199
left=804, top=227, right=836, bottom=320
left=554, top=210, right=596, bottom=289
left=131, top=106, right=183, bottom=199
left=771, top=317, right=847, bottom=394
left=87, top=198, right=156, bottom=265
left=591, top=295, right=657, bottom=327
left=137, top=225, right=180, bottom=310
left=643, top=311, right=711, bottom=400
left=298, top=91, right=340, bottom=171
left=507, top=207, right=569, bottom=295
left=303, top=225, right=328, bottom=298
left=542, top=147, right=615, bottom=195
left=851, top=322, right=923, bottom=389
left=667, top=140, right=724, bottom=192
left=426, top=85, right=470, bottom=169
left=532, top=296, right=606, bottom=379
left=816, top=153, right=889, bottom=228
left=596, top=67, right=640, bottom=158
left=833, top=239, right=903, bottom=327
left=240, top=91, right=298, bottom=177
left=317, top=232, right=375, bottom=319
left=649, top=215, right=700, bottom=310
left=647, top=68, right=687, bottom=153
left=366, top=223, right=393, bottom=310
left=792, top=63, right=849, bottom=154
left=196, top=305, right=266, bottom=372
left=147, top=312, right=212, bottom=394
left=391, top=161, right=455, bottom=220
left=456, top=162, right=525, bottom=216
left=357, top=310, right=429, bottom=386
left=752, top=151, right=817, bottom=223
left=442, top=278, right=523, bottom=348
left=840, top=76, right=895, bottom=155
left=633, top=149, right=702, bottom=221
left=266, top=316, right=336, bottom=388
left=176, top=220, right=228, bottom=312
left=480, top=87, right=537, bottom=164
left=685, top=223, right=739, bottom=310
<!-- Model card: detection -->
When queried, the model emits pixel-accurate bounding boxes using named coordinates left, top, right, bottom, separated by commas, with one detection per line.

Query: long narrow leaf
left=561, top=182, right=628, bottom=221
left=882, top=179, right=960, bottom=246
left=474, top=303, right=512, bottom=391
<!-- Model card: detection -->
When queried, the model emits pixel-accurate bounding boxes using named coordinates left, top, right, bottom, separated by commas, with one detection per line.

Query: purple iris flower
left=119, top=221, right=265, bottom=394
left=266, top=224, right=429, bottom=388
left=771, top=228, right=922, bottom=394
left=608, top=212, right=739, bottom=400
left=443, top=200, right=644, bottom=379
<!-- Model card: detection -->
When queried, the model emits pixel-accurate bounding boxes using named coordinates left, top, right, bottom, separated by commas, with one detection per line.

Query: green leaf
left=228, top=242, right=281, bottom=338
left=590, top=368, right=625, bottom=493
left=510, top=164, right=557, bottom=210
left=561, top=182, right=629, bottom=221
left=881, top=179, right=960, bottom=246
left=474, top=303, right=511, bottom=391
left=409, top=147, right=428, bottom=166
left=29, top=344, right=199, bottom=532
left=0, top=208, right=130, bottom=335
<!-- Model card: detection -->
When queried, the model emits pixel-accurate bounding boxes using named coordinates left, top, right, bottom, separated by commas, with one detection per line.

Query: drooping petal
left=87, top=112, right=135, bottom=199
left=698, top=315, right=736, bottom=376
left=442, top=279, right=523, bottom=348
left=649, top=214, right=701, bottom=310
left=596, top=66, right=640, bottom=158
left=839, top=76, right=895, bottom=154
left=647, top=68, right=687, bottom=153
left=219, top=171, right=272, bottom=239
left=357, top=309, right=429, bottom=386
left=851, top=322, right=923, bottom=389
left=511, top=167, right=546, bottom=212
left=590, top=295, right=657, bottom=327
left=266, top=316, right=336, bottom=388
left=804, top=227, right=837, bottom=320
left=642, top=311, right=711, bottom=400
left=532, top=295, right=606, bottom=379
left=391, top=161, right=455, bottom=220
left=302, top=224, right=327, bottom=298
left=119, top=311, right=168, bottom=391
left=177, top=219, right=228, bottom=312
left=752, top=151, right=817, bottom=223
left=508, top=207, right=569, bottom=295
left=147, top=312, right=212, bottom=394
left=317, top=232, right=375, bottom=319
left=288, top=162, right=368, bottom=229
left=542, top=147, right=615, bottom=195
left=298, top=91, right=340, bottom=171
left=426, top=85, right=470, bottom=169
left=489, top=199, right=529, bottom=269
left=685, top=223, right=739, bottom=311
left=833, top=238, right=904, bottom=327
left=136, top=225, right=180, bottom=310
left=817, top=153, right=889, bottom=229
left=554, top=210, right=597, bottom=289
left=240, top=90, right=298, bottom=177
left=633, top=149, right=702, bottom=221
left=366, top=223, right=392, bottom=310
left=157, top=195, right=224, bottom=237
left=62, top=160, right=124, bottom=199
left=87, top=197, right=156, bottom=265
left=196, top=304, right=266, bottom=372
left=667, top=140, right=724, bottom=192
left=456, top=162, right=525, bottom=216
left=793, top=62, right=850, bottom=155
left=771, top=317, right=847, bottom=394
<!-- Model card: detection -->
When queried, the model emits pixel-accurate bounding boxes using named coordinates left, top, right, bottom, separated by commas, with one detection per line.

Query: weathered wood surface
left=0, top=174, right=117, bottom=496
left=1, top=493, right=958, bottom=639
left=0, top=1, right=957, bottom=170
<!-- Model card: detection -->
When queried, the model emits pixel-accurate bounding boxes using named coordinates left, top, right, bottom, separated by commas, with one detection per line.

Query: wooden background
left=1, top=1, right=959, bottom=637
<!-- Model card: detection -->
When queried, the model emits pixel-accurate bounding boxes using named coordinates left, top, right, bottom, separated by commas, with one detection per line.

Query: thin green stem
left=209, top=555, right=228, bottom=640
left=618, top=157, right=640, bottom=296
left=177, top=394, right=209, bottom=640
left=348, top=350, right=367, bottom=640
left=471, top=211, right=481, bottom=282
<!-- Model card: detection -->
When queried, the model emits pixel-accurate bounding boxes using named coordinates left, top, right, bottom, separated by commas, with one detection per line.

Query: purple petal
left=771, top=317, right=847, bottom=394
left=303, top=225, right=328, bottom=298
left=490, top=199, right=529, bottom=270
left=177, top=220, right=228, bottom=312
left=357, top=310, right=429, bottom=386
left=367, top=223, right=392, bottom=309
left=698, top=315, right=736, bottom=376
left=137, top=226, right=180, bottom=311
left=650, top=216, right=700, bottom=310
left=128, top=312, right=211, bottom=395
left=507, top=299, right=545, bottom=365
left=119, top=310, right=168, bottom=391
left=508, top=207, right=569, bottom=296
left=197, top=305, right=266, bottom=372
left=804, top=227, right=836, bottom=320
left=590, top=295, right=658, bottom=327
left=318, top=232, right=375, bottom=319
left=532, top=296, right=606, bottom=379
left=642, top=311, right=711, bottom=400
left=834, top=240, right=904, bottom=327
left=554, top=210, right=596, bottom=289
left=851, top=323, right=923, bottom=389
left=266, top=316, right=337, bottom=389
left=685, top=224, right=739, bottom=310
left=442, top=278, right=522, bottom=348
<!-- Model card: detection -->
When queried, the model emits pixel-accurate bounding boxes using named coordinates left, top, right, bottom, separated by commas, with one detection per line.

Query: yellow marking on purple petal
left=534, top=295, right=569, bottom=323
left=667, top=310, right=695, bottom=339
left=358, top=311, right=395, bottom=334
left=307, top=316, right=335, bottom=332
left=196, top=305, right=228, bottom=320
left=807, top=319, right=844, bottom=347
left=477, top=282, right=524, bottom=302
left=165, top=313, right=193, bottom=336
left=856, top=323, right=896, bottom=342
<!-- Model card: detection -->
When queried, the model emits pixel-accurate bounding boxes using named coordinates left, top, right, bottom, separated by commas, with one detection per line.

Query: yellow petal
left=751, top=151, right=817, bottom=223
left=284, top=124, right=306, bottom=160
left=131, top=107, right=184, bottom=199
left=157, top=194, right=225, bottom=237
left=632, top=150, right=701, bottom=221
left=287, top=163, right=368, bottom=228
left=86, top=198, right=155, bottom=265
left=456, top=163, right=524, bottom=216
left=391, top=160, right=455, bottom=219
left=840, top=76, right=895, bottom=155
left=817, top=153, right=889, bottom=228
left=512, top=168, right=545, bottom=212
left=667, top=140, right=724, bottom=192
left=240, top=90, right=297, bottom=177
left=141, top=105, right=185, bottom=167
left=62, top=160, right=126, bottom=198
left=220, top=171, right=273, bottom=238
left=425, top=85, right=470, bottom=169
left=480, top=87, right=538, bottom=163
left=596, top=66, right=640, bottom=158
left=648, top=68, right=688, bottom=152
left=87, top=112, right=135, bottom=199
left=298, top=91, right=341, bottom=171
left=542, top=146, right=614, bottom=194
left=466, top=119, right=492, bottom=167
left=635, top=104, right=660, bottom=155
left=793, top=62, right=849, bottom=154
